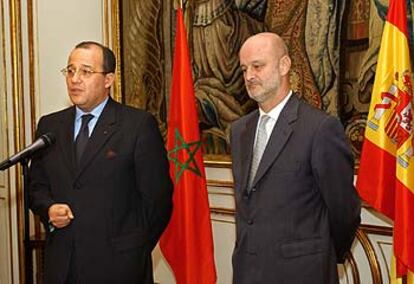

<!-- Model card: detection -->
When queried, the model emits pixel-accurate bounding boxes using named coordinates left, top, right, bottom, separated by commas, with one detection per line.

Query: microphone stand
left=21, top=158, right=33, bottom=284
left=0, top=133, right=55, bottom=283
left=0, top=158, right=33, bottom=283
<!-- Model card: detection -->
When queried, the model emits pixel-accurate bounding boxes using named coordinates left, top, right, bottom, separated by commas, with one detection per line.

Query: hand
left=48, top=203, right=74, bottom=229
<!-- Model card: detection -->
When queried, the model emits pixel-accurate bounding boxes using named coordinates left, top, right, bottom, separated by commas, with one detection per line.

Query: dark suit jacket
left=29, top=98, right=173, bottom=284
left=230, top=94, right=361, bottom=284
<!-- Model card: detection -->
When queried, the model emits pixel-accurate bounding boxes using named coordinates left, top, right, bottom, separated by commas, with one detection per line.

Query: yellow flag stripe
left=364, top=20, right=414, bottom=191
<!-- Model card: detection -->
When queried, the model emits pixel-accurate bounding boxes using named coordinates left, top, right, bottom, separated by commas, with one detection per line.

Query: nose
left=70, top=71, right=82, bottom=83
left=244, top=67, right=255, bottom=82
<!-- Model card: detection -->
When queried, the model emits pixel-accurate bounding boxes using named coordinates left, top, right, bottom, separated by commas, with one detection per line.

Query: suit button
left=251, top=187, right=256, bottom=192
left=248, top=219, right=253, bottom=225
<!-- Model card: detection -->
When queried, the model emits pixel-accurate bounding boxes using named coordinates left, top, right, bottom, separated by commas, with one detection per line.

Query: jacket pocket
left=111, top=230, right=147, bottom=252
left=280, top=237, right=326, bottom=258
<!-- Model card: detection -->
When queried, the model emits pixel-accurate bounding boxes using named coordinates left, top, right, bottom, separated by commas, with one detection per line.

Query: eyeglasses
left=61, top=66, right=108, bottom=79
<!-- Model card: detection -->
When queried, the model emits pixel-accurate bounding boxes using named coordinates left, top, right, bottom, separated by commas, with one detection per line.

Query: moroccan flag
left=356, top=0, right=414, bottom=281
left=159, top=7, right=217, bottom=284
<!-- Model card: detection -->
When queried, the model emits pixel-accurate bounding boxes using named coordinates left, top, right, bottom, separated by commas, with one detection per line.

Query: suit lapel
left=75, top=99, right=118, bottom=179
left=239, top=110, right=259, bottom=195
left=58, top=107, right=76, bottom=175
left=252, top=95, right=299, bottom=187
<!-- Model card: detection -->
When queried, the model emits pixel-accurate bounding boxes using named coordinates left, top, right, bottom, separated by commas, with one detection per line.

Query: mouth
left=247, top=83, right=260, bottom=90
left=69, top=88, right=83, bottom=94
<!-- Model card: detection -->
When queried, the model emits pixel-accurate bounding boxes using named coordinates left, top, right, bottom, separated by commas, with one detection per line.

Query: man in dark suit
left=29, top=41, right=173, bottom=284
left=231, top=32, right=361, bottom=283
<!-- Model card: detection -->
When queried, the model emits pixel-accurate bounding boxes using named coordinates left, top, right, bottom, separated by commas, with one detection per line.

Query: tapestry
left=121, top=0, right=401, bottom=161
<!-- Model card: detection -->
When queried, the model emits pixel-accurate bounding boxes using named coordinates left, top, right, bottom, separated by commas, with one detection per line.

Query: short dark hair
left=75, top=41, right=116, bottom=73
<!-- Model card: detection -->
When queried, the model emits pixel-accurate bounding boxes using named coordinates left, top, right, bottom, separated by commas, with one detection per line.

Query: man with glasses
left=29, top=41, right=173, bottom=284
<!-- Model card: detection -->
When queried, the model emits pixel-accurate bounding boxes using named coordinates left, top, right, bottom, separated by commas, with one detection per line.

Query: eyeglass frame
left=60, top=66, right=110, bottom=79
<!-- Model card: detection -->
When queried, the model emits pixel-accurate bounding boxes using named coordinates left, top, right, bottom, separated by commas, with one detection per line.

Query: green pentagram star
left=168, top=128, right=202, bottom=182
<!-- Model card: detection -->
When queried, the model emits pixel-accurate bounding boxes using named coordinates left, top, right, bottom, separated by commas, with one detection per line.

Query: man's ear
left=104, top=73, right=115, bottom=88
left=279, top=55, right=291, bottom=76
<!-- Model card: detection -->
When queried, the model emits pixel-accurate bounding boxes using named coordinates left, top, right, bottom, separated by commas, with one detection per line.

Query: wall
left=152, top=165, right=394, bottom=284
left=35, top=0, right=104, bottom=116
left=0, top=1, right=13, bottom=280
left=204, top=169, right=394, bottom=284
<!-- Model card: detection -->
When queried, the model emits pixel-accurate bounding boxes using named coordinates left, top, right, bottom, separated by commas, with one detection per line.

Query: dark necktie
left=75, top=114, right=94, bottom=163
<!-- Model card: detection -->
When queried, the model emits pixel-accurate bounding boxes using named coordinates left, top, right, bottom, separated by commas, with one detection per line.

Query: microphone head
left=40, top=133, right=56, bottom=146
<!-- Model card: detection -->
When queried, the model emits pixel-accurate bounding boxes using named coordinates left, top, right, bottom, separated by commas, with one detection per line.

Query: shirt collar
left=259, top=90, right=293, bottom=120
left=75, top=96, right=109, bottom=121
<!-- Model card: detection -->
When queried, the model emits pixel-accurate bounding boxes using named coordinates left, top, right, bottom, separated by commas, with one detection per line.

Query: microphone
left=0, top=133, right=56, bottom=171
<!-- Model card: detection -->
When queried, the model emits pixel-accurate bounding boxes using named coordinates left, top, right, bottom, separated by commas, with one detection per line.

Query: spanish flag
left=159, top=7, right=217, bottom=284
left=356, top=0, right=414, bottom=282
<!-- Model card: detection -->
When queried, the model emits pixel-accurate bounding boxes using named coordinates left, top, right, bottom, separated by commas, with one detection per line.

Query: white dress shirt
left=254, top=90, right=293, bottom=145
